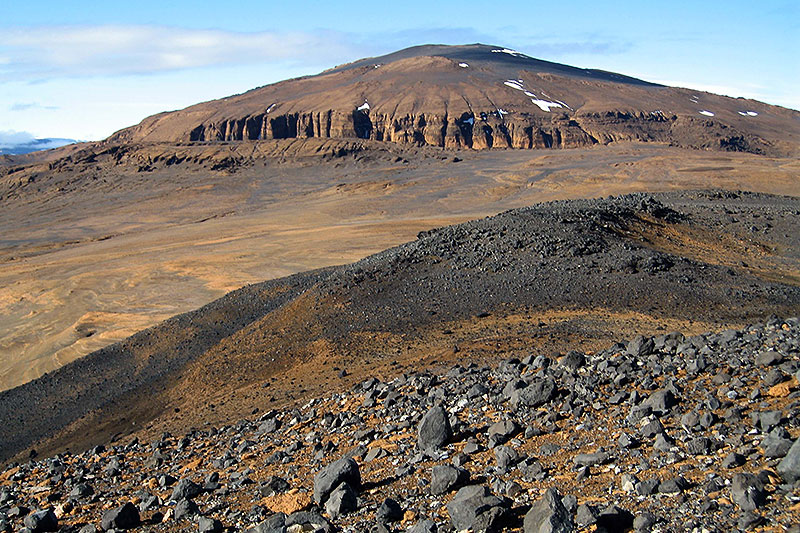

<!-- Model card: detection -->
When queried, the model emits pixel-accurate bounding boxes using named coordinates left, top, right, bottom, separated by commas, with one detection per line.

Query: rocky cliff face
left=178, top=108, right=774, bottom=156
left=107, top=44, right=800, bottom=157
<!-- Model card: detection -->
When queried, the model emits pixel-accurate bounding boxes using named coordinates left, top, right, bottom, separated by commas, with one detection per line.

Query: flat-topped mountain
left=108, top=44, right=800, bottom=156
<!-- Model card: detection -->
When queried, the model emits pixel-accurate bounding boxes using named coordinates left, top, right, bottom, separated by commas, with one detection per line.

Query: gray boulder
left=313, top=457, right=360, bottom=504
left=418, top=406, right=452, bottom=451
left=430, top=465, right=469, bottom=495
left=23, top=509, right=58, bottom=533
left=100, top=502, right=140, bottom=531
left=523, top=488, right=575, bottom=533
left=446, top=485, right=508, bottom=532
left=324, top=483, right=358, bottom=518
left=778, top=437, right=800, bottom=483
left=511, top=378, right=557, bottom=410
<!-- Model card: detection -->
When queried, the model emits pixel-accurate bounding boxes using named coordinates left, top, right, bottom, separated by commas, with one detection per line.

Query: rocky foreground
left=1, top=318, right=799, bottom=532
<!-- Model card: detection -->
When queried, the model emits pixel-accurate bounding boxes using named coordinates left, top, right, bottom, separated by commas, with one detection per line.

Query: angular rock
left=23, top=509, right=58, bottom=533
left=596, top=506, right=634, bottom=532
left=376, top=498, right=403, bottom=523
left=643, top=389, right=678, bottom=416
left=174, top=498, right=200, bottom=521
left=407, top=520, right=437, bottom=533
left=417, top=405, right=452, bottom=451
left=324, top=482, right=358, bottom=518
left=198, top=516, right=223, bottom=533
left=100, top=502, right=141, bottom=531
left=487, top=420, right=519, bottom=445
left=171, top=478, right=202, bottom=501
left=313, top=457, right=360, bottom=505
left=778, top=438, right=800, bottom=483
left=523, top=488, right=575, bottom=533
left=573, top=451, right=610, bottom=467
left=245, top=513, right=286, bottom=533
left=495, top=446, right=520, bottom=469
left=430, top=465, right=469, bottom=495
left=730, top=473, right=766, bottom=511
left=511, top=378, right=557, bottom=409
left=446, top=485, right=508, bottom=533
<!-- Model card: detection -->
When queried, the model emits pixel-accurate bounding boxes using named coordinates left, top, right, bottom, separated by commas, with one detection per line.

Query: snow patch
left=554, top=100, right=573, bottom=111
left=699, top=110, right=715, bottom=117
left=739, top=111, right=758, bottom=117
left=497, top=109, right=509, bottom=116
left=504, top=80, right=525, bottom=91
left=357, top=101, right=370, bottom=111
left=266, top=103, right=277, bottom=113
left=491, top=48, right=528, bottom=58
left=373, top=64, right=382, bottom=69
left=458, top=62, right=469, bottom=68
left=524, top=91, right=536, bottom=97
left=531, top=99, right=563, bottom=112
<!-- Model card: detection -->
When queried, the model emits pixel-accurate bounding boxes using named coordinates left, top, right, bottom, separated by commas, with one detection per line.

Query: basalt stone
left=430, top=465, right=469, bottom=495
left=560, top=351, right=586, bottom=371
left=417, top=406, right=452, bottom=452
left=313, top=457, right=360, bottom=505
left=171, top=478, right=202, bottom=501
left=174, top=498, right=200, bottom=521
left=511, top=378, right=557, bottom=410
left=487, top=420, right=519, bottom=445
left=730, top=473, right=766, bottom=511
left=407, top=519, right=437, bottom=533
left=376, top=498, right=403, bottom=523
left=324, top=482, right=358, bottom=518
left=778, top=438, right=800, bottom=483
left=523, top=488, right=575, bottom=533
left=643, top=389, right=678, bottom=415
left=446, top=485, right=508, bottom=533
left=100, top=502, right=140, bottom=531
left=197, top=516, right=223, bottom=533
left=596, top=506, right=634, bottom=532
left=245, top=513, right=286, bottom=533
left=23, top=509, right=58, bottom=533
left=573, top=451, right=610, bottom=467
left=495, top=446, right=520, bottom=470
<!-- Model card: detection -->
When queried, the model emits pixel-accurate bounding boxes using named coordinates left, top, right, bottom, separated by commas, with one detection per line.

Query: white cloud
left=0, top=25, right=361, bottom=80
left=0, top=130, right=36, bottom=146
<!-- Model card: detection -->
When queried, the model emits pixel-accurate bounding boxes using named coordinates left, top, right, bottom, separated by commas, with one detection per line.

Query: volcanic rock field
left=0, top=317, right=798, bottom=532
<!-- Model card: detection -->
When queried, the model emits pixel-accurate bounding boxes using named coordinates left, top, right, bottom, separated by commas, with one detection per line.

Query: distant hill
left=109, top=43, right=800, bottom=157
left=0, top=137, right=76, bottom=155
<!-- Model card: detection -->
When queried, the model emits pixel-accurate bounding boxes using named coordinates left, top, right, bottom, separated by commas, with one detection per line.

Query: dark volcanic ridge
left=1, top=190, right=799, bottom=466
left=1, top=317, right=799, bottom=532
left=104, top=44, right=800, bottom=157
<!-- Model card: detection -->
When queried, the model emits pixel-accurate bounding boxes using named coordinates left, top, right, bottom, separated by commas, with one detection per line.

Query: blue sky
left=1, top=0, right=798, bottom=142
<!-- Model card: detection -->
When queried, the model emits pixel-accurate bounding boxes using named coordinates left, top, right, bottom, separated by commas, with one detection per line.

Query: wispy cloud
left=0, top=25, right=363, bottom=81
left=10, top=102, right=59, bottom=111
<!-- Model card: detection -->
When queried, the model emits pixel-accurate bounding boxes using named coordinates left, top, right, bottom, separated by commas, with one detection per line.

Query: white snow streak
left=531, top=99, right=563, bottom=112
left=458, top=62, right=469, bottom=68
left=699, top=110, right=715, bottom=117
left=491, top=48, right=528, bottom=58
left=357, top=101, right=370, bottom=111
left=266, top=103, right=277, bottom=113
left=739, top=111, right=758, bottom=116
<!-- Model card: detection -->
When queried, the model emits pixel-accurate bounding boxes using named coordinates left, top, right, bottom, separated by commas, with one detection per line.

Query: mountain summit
left=109, top=44, right=799, bottom=156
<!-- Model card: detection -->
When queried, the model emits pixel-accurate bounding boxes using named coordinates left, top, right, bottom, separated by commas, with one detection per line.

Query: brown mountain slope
left=1, top=190, right=799, bottom=463
left=1, top=140, right=799, bottom=393
left=107, top=44, right=800, bottom=156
